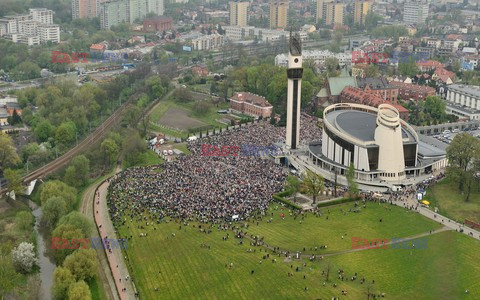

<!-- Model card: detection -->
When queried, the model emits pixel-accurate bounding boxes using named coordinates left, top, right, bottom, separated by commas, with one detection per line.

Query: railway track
left=1, top=98, right=132, bottom=194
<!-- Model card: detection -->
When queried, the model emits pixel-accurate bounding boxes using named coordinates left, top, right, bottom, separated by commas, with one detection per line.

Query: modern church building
left=306, top=103, right=447, bottom=190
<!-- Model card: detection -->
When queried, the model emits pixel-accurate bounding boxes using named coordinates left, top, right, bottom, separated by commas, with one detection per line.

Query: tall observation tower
left=286, top=31, right=303, bottom=149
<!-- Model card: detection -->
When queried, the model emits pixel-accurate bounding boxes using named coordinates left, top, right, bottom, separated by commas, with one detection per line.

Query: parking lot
left=429, top=127, right=480, bottom=144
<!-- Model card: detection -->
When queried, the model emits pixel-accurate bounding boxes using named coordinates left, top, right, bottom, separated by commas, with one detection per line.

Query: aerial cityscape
left=1, top=0, right=480, bottom=299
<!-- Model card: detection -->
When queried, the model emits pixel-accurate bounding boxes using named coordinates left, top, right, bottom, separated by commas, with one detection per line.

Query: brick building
left=5, top=102, right=22, bottom=116
left=143, top=17, right=173, bottom=33
left=339, top=87, right=409, bottom=121
left=356, top=77, right=399, bottom=103
left=230, top=92, right=273, bottom=118
left=389, top=81, right=436, bottom=101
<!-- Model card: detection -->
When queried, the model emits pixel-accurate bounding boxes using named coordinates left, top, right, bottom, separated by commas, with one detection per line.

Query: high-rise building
left=317, top=0, right=344, bottom=26
left=100, top=0, right=128, bottom=29
left=229, top=1, right=249, bottom=27
left=29, top=8, right=53, bottom=24
left=354, top=0, right=371, bottom=25
left=316, top=0, right=332, bottom=23
left=403, top=0, right=429, bottom=25
left=325, top=2, right=344, bottom=26
left=269, top=0, right=288, bottom=29
left=100, top=0, right=163, bottom=29
left=72, top=0, right=99, bottom=19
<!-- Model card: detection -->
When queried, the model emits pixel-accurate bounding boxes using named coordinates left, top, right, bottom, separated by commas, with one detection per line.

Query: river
left=30, top=201, right=56, bottom=300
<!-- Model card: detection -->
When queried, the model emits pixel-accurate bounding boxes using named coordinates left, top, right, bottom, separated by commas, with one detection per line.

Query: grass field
left=246, top=202, right=442, bottom=253
left=114, top=201, right=480, bottom=299
left=149, top=99, right=229, bottom=134
left=425, top=177, right=480, bottom=223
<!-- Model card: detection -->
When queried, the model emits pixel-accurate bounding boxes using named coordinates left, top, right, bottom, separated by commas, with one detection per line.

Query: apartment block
left=229, top=2, right=249, bottom=26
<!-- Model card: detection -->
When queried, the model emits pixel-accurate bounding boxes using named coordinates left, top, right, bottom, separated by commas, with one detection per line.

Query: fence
left=465, top=219, right=480, bottom=230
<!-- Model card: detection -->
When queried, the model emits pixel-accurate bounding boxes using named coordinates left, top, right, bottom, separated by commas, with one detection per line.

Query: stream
left=29, top=200, right=56, bottom=300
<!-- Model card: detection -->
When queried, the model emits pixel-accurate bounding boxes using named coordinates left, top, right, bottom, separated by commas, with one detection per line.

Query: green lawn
left=122, top=149, right=164, bottom=169
left=112, top=201, right=478, bottom=299
left=328, top=231, right=480, bottom=299
left=246, top=202, right=442, bottom=253
left=425, top=178, right=480, bottom=223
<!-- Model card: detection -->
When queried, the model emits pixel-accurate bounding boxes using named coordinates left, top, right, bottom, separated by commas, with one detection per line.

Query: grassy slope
left=113, top=202, right=477, bottom=299
left=425, top=178, right=480, bottom=223
left=247, top=202, right=442, bottom=253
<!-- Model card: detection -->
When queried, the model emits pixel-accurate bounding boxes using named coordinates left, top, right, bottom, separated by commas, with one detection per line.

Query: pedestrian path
left=94, top=180, right=135, bottom=300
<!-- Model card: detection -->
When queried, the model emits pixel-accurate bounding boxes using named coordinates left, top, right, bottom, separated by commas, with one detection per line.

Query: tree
left=139, top=114, right=150, bottom=137
left=173, top=88, right=194, bottom=103
left=4, top=168, right=25, bottom=194
left=64, top=155, right=90, bottom=188
left=0, top=253, right=21, bottom=295
left=58, top=212, right=93, bottom=237
left=15, top=211, right=33, bottom=231
left=51, top=224, right=86, bottom=264
left=63, top=249, right=98, bottom=281
left=8, top=109, right=22, bottom=125
left=302, top=170, right=324, bottom=204
left=365, top=64, right=379, bottom=77
left=34, top=119, right=55, bottom=142
left=193, top=101, right=212, bottom=116
left=346, top=163, right=359, bottom=199
left=55, top=121, right=77, bottom=147
left=325, top=58, right=339, bottom=76
left=285, top=175, right=301, bottom=203
left=122, top=130, right=147, bottom=167
left=101, top=138, right=120, bottom=167
left=424, top=96, right=446, bottom=121
left=446, top=133, right=480, bottom=201
left=398, top=62, right=419, bottom=77
left=0, top=132, right=21, bottom=170
left=42, top=196, right=68, bottom=229
left=52, top=266, right=75, bottom=300
left=40, top=180, right=77, bottom=211
left=122, top=105, right=141, bottom=128
left=68, top=280, right=92, bottom=300
left=11, top=61, right=40, bottom=81
left=11, top=242, right=37, bottom=273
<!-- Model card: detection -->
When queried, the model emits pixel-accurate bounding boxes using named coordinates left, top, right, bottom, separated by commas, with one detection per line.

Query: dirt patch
left=158, top=108, right=207, bottom=131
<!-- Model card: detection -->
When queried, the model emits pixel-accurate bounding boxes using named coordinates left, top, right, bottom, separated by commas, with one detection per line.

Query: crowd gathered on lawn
left=108, top=115, right=322, bottom=224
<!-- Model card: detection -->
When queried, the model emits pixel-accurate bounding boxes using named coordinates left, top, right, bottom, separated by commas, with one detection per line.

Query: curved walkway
left=94, top=179, right=135, bottom=300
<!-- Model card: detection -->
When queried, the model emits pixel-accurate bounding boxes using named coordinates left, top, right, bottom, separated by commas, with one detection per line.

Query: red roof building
left=417, top=60, right=444, bottom=72
left=230, top=92, right=273, bottom=118
left=389, top=81, right=436, bottom=101
left=339, top=87, right=409, bottom=121
left=143, top=17, right=173, bottom=33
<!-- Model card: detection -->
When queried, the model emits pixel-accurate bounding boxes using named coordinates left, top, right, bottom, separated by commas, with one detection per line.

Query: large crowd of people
left=108, top=116, right=323, bottom=223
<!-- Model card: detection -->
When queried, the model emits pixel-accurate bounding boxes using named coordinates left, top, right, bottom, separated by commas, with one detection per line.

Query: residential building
left=275, top=50, right=351, bottom=68
left=100, top=0, right=128, bottom=29
left=5, top=102, right=22, bottom=116
left=356, top=77, right=399, bottom=103
left=317, top=0, right=344, bottom=26
left=229, top=1, right=249, bottom=27
left=143, top=16, right=172, bottom=32
left=192, top=64, right=209, bottom=77
left=37, top=24, right=60, bottom=43
left=339, top=86, right=409, bottom=120
left=414, top=47, right=435, bottom=60
left=354, top=0, right=372, bottom=25
left=432, top=68, right=455, bottom=85
left=180, top=32, right=225, bottom=51
left=389, top=81, right=436, bottom=101
left=316, top=0, right=331, bottom=23
left=0, top=108, right=8, bottom=126
left=403, top=0, right=429, bottom=25
left=269, top=0, right=288, bottom=29
left=417, top=60, right=443, bottom=72
left=100, top=0, right=164, bottom=29
left=325, top=1, right=345, bottom=26
left=29, top=8, right=53, bottom=24
left=224, top=26, right=307, bottom=43
left=445, top=84, right=480, bottom=120
left=0, top=9, right=58, bottom=44
left=230, top=92, right=273, bottom=118
left=72, top=0, right=99, bottom=19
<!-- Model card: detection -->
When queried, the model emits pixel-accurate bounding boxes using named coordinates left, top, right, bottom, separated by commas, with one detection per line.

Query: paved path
left=94, top=179, right=135, bottom=300
left=80, top=177, right=116, bottom=300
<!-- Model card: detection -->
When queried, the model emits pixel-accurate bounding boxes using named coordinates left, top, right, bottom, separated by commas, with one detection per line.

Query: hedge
left=272, top=192, right=301, bottom=210
left=316, top=197, right=356, bottom=208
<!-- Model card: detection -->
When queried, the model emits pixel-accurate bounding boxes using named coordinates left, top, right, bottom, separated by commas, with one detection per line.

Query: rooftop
left=325, top=109, right=415, bottom=143
left=448, top=84, right=480, bottom=98
left=230, top=92, right=272, bottom=107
